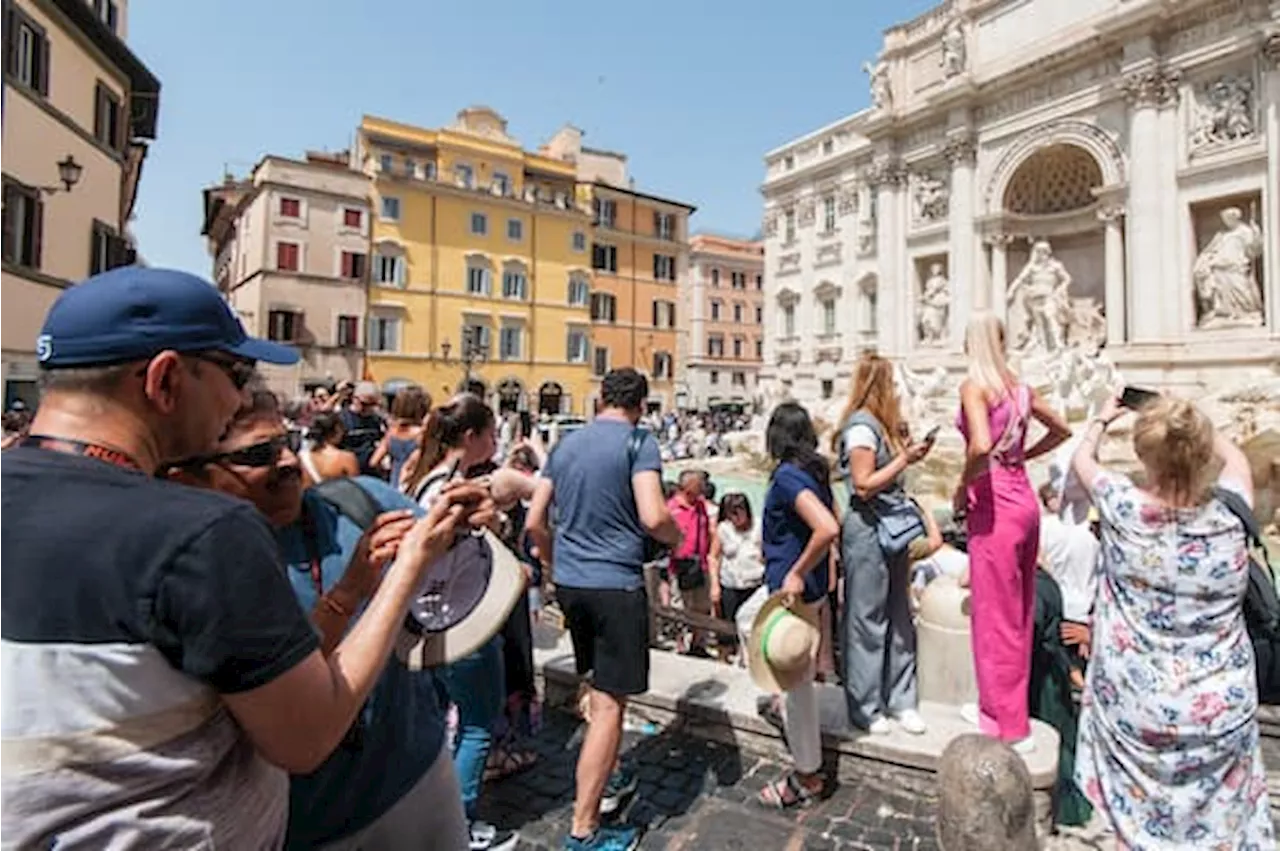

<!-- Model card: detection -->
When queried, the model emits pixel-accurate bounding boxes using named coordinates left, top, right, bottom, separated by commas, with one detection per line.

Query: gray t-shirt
left=545, top=419, right=662, bottom=591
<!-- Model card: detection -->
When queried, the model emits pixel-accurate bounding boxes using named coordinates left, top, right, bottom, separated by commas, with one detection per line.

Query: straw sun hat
left=747, top=592, right=821, bottom=694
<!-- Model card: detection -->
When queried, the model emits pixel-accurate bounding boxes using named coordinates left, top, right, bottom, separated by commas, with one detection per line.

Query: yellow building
left=355, top=107, right=594, bottom=415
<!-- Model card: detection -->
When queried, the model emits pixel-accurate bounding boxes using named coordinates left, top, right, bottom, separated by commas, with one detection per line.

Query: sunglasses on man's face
left=183, top=431, right=302, bottom=470
left=190, top=354, right=256, bottom=390
left=134, top=353, right=257, bottom=390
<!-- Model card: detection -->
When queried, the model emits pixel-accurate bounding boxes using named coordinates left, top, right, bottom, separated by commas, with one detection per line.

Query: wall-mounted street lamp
left=40, top=155, right=84, bottom=195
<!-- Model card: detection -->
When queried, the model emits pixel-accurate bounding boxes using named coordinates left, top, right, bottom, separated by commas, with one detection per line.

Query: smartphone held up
left=1119, top=385, right=1161, bottom=411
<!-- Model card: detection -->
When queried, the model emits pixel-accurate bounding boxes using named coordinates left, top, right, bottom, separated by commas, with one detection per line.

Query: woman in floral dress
left=1072, top=392, right=1273, bottom=849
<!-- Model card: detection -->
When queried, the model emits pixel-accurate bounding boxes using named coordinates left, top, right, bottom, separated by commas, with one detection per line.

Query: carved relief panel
left=1186, top=68, right=1258, bottom=157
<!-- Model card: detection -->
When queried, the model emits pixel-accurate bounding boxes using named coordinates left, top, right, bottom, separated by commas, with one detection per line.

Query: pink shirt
left=667, top=494, right=710, bottom=566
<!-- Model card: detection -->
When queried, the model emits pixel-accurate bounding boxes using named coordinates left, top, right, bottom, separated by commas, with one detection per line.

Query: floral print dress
left=1076, top=472, right=1274, bottom=849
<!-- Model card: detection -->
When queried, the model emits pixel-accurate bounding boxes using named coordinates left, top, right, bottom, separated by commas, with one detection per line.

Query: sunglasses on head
left=180, top=431, right=302, bottom=471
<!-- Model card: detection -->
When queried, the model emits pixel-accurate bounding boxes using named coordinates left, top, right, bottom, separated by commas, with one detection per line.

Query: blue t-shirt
left=762, top=462, right=834, bottom=604
left=275, top=477, right=447, bottom=849
left=545, top=418, right=662, bottom=591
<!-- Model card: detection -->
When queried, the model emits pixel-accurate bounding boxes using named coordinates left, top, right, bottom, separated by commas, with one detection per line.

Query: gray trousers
left=840, top=508, right=918, bottom=729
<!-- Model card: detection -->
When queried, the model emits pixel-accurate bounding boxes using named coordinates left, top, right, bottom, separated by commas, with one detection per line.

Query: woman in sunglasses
left=300, top=412, right=360, bottom=486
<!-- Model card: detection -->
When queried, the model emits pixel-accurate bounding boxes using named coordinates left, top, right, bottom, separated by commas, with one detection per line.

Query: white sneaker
left=867, top=716, right=893, bottom=735
left=895, top=709, right=927, bottom=735
left=1012, top=736, right=1036, bottom=754
left=959, top=703, right=979, bottom=725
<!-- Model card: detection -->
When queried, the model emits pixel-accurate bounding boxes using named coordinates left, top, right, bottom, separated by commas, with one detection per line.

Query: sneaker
left=866, top=716, right=893, bottom=735
left=598, top=766, right=638, bottom=815
left=563, top=824, right=640, bottom=851
left=895, top=709, right=927, bottom=735
left=959, top=703, right=979, bottom=726
left=1012, top=736, right=1036, bottom=754
left=469, top=820, right=518, bottom=851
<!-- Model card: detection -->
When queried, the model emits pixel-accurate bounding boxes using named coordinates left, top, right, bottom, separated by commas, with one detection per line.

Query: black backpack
left=1214, top=487, right=1280, bottom=704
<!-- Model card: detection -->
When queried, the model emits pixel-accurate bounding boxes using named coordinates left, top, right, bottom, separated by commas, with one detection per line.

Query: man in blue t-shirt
left=527, top=368, right=681, bottom=851
left=173, top=389, right=481, bottom=850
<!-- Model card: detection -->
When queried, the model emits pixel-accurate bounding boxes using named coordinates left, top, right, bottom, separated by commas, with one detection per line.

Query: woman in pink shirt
left=667, top=470, right=713, bottom=655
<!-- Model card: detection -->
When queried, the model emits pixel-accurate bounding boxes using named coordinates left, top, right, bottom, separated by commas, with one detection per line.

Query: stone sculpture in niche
left=1190, top=73, right=1256, bottom=151
left=864, top=59, right=893, bottom=111
left=1007, top=240, right=1073, bottom=353
left=1193, top=207, right=1265, bottom=328
left=940, top=17, right=967, bottom=78
left=918, top=264, right=951, bottom=344
left=914, top=173, right=949, bottom=222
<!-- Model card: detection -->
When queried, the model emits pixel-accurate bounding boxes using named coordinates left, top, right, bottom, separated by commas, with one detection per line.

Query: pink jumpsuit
left=956, top=385, right=1037, bottom=742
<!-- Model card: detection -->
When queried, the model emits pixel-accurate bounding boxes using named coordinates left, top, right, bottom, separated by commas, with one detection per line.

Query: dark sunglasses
left=180, top=431, right=302, bottom=470
left=189, top=354, right=256, bottom=390
left=133, top=352, right=256, bottom=390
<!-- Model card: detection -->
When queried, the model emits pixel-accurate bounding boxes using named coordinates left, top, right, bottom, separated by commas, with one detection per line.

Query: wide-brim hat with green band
left=747, top=591, right=821, bottom=694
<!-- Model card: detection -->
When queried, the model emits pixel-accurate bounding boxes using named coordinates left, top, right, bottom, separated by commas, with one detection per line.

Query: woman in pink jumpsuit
left=954, top=314, right=1071, bottom=751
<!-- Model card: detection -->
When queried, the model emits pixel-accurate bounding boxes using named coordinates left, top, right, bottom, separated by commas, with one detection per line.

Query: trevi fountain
left=735, top=0, right=1280, bottom=530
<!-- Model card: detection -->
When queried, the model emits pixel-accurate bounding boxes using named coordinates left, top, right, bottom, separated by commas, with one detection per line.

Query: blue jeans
left=440, top=635, right=505, bottom=820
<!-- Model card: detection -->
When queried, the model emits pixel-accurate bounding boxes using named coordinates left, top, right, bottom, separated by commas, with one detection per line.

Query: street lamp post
left=440, top=329, right=489, bottom=393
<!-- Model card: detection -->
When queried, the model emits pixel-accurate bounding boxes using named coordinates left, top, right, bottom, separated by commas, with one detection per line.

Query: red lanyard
left=22, top=434, right=144, bottom=472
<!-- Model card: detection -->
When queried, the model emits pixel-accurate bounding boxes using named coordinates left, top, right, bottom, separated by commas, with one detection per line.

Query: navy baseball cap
left=37, top=267, right=299, bottom=368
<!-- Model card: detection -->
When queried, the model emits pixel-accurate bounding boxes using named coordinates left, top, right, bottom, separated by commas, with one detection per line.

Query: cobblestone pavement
left=483, top=710, right=1280, bottom=849
left=480, top=710, right=941, bottom=850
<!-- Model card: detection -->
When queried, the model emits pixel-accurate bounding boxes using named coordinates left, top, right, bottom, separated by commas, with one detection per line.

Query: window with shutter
left=2, top=178, right=43, bottom=270
left=276, top=242, right=300, bottom=271
left=93, top=83, right=122, bottom=151
left=8, top=11, right=50, bottom=96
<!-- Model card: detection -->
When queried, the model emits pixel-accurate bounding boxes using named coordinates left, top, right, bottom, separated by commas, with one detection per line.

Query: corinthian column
left=986, top=233, right=1013, bottom=322
left=1120, top=67, right=1180, bottom=343
left=1263, top=31, right=1280, bottom=334
left=865, top=160, right=906, bottom=355
left=1098, top=205, right=1126, bottom=345
left=945, top=134, right=977, bottom=348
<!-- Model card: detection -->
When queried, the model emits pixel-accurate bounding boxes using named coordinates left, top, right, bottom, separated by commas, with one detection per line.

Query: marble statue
left=940, top=17, right=967, bottom=78
left=914, top=173, right=949, bottom=222
left=1193, top=207, right=1265, bottom=328
left=918, top=264, right=951, bottom=344
left=895, top=362, right=951, bottom=423
left=864, top=59, right=892, bottom=111
left=1191, top=74, right=1256, bottom=150
left=1007, top=240, right=1072, bottom=353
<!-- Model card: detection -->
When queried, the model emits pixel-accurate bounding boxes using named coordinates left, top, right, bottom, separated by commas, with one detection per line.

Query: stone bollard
left=937, top=734, right=1039, bottom=851
left=916, top=574, right=978, bottom=706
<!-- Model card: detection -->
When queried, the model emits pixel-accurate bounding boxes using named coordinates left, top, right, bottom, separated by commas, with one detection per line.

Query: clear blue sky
left=129, top=0, right=937, bottom=275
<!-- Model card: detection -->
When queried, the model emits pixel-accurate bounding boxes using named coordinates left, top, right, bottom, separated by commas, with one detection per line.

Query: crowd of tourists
left=738, top=313, right=1275, bottom=848
left=2, top=264, right=1275, bottom=851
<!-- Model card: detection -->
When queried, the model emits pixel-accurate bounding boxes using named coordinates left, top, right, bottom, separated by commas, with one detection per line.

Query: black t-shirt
left=339, top=408, right=386, bottom=475
left=1, top=446, right=319, bottom=693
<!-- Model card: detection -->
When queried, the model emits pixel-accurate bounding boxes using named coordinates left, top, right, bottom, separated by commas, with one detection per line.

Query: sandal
left=757, top=773, right=820, bottom=809
left=484, top=746, right=538, bottom=782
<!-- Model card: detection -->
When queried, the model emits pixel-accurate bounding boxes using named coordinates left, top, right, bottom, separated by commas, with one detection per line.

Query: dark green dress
left=1029, top=570, right=1093, bottom=827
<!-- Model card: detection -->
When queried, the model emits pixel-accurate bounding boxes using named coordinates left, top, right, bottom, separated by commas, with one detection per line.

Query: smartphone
left=923, top=425, right=941, bottom=444
left=1120, top=385, right=1161, bottom=411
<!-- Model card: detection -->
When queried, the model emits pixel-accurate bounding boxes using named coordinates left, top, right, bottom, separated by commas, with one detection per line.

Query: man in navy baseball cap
left=27, top=266, right=298, bottom=470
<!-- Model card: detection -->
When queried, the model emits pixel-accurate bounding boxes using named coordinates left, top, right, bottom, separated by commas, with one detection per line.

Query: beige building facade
left=1, top=0, right=160, bottom=407
left=202, top=154, right=373, bottom=397
left=686, top=234, right=764, bottom=410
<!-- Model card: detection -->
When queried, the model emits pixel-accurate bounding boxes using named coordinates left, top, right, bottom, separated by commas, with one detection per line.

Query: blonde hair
left=1132, top=397, right=1215, bottom=507
left=833, top=352, right=904, bottom=452
left=964, top=313, right=1014, bottom=397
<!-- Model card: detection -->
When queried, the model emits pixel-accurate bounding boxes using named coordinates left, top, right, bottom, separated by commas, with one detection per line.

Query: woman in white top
left=400, top=394, right=539, bottom=850
left=708, top=492, right=763, bottom=662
